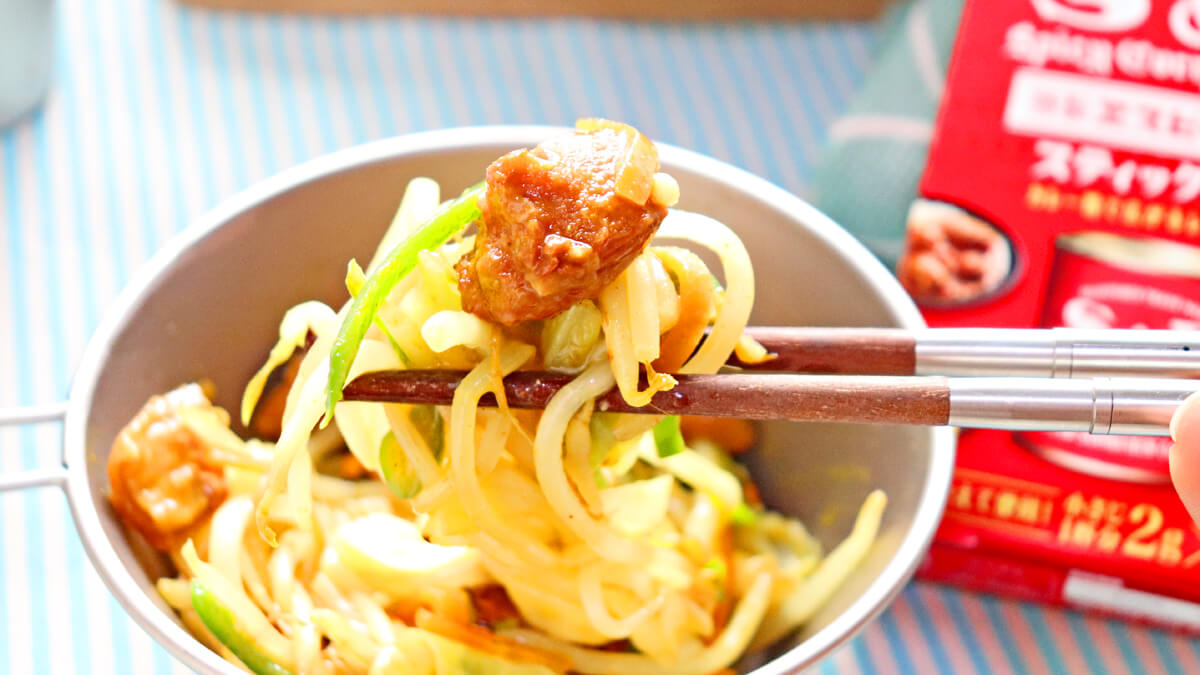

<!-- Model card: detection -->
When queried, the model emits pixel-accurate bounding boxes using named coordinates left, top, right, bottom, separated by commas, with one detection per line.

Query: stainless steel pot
left=0, top=127, right=956, bottom=674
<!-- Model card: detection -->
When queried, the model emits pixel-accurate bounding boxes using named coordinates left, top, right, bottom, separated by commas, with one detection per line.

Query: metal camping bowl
left=0, top=127, right=955, bottom=673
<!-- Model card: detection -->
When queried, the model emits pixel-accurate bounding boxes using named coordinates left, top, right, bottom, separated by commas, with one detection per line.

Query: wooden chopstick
left=337, top=328, right=1200, bottom=431
left=342, top=370, right=952, bottom=426
left=341, top=369, right=1197, bottom=434
left=732, top=327, right=916, bottom=374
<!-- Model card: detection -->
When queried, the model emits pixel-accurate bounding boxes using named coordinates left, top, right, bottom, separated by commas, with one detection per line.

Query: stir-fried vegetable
left=415, top=615, right=565, bottom=674
left=240, top=302, right=336, bottom=427
left=641, top=440, right=745, bottom=514
left=588, top=413, right=618, bottom=464
left=325, top=183, right=485, bottom=424
left=600, top=474, right=673, bottom=536
left=421, top=310, right=493, bottom=355
left=190, top=581, right=295, bottom=675
left=731, top=502, right=758, bottom=526
left=367, top=177, right=441, bottom=274
left=652, top=415, right=685, bottom=458
left=379, top=406, right=443, bottom=499
left=411, top=404, right=445, bottom=459
left=379, top=431, right=422, bottom=499
left=541, top=300, right=602, bottom=373
left=334, top=514, right=489, bottom=598
left=346, top=259, right=410, bottom=367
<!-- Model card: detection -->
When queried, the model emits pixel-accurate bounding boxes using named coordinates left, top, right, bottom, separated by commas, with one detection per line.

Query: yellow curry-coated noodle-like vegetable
left=325, top=182, right=484, bottom=423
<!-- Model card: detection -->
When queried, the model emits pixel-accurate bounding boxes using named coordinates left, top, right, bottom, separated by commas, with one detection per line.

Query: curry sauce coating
left=457, top=124, right=668, bottom=325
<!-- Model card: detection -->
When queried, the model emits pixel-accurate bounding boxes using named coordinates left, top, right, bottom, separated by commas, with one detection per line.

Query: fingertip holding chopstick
left=343, top=328, right=1200, bottom=437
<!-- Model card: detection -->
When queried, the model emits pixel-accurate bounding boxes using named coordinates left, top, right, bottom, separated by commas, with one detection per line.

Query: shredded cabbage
left=421, top=310, right=493, bottom=355
left=241, top=301, right=337, bottom=426
left=639, top=440, right=744, bottom=515
left=333, top=514, right=490, bottom=599
left=334, top=339, right=405, bottom=473
left=600, top=474, right=674, bottom=536
left=542, top=300, right=603, bottom=373
left=325, top=183, right=484, bottom=423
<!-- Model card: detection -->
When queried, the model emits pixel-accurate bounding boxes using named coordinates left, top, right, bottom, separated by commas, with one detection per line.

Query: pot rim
left=59, top=125, right=956, bottom=675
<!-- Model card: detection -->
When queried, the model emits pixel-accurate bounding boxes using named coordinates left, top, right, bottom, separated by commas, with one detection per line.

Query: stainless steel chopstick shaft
left=915, top=328, right=1200, bottom=378
left=948, top=377, right=1200, bottom=435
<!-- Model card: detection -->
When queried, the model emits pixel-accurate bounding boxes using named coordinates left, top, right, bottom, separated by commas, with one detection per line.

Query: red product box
left=903, top=0, right=1200, bottom=630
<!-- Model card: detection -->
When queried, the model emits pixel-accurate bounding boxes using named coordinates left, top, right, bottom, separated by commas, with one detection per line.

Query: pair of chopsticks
left=342, top=328, right=1200, bottom=436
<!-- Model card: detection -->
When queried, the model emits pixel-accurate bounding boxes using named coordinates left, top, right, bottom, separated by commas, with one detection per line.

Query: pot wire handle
left=0, top=402, right=69, bottom=491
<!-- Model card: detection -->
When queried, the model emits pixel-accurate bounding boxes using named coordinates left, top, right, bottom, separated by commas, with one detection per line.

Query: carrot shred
left=386, top=597, right=422, bottom=625
left=335, top=453, right=368, bottom=480
left=742, top=477, right=763, bottom=508
left=415, top=608, right=573, bottom=673
left=709, top=525, right=735, bottom=641
left=679, top=416, right=756, bottom=455
left=652, top=248, right=717, bottom=373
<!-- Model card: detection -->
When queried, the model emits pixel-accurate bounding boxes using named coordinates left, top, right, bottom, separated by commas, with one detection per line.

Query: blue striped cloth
left=0, top=1, right=1196, bottom=672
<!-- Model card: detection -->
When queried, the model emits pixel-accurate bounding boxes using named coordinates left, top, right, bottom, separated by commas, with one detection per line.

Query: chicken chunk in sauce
left=107, top=384, right=228, bottom=551
left=457, top=119, right=679, bottom=325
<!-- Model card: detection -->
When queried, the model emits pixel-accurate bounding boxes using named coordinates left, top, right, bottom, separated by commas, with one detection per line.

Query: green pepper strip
left=652, top=415, right=685, bottom=458
left=190, top=580, right=295, bottom=675
left=409, top=403, right=445, bottom=460
left=345, top=259, right=411, bottom=367
left=323, top=182, right=484, bottom=424
left=379, top=430, right=423, bottom=499
left=588, top=413, right=618, bottom=487
left=731, top=502, right=758, bottom=525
